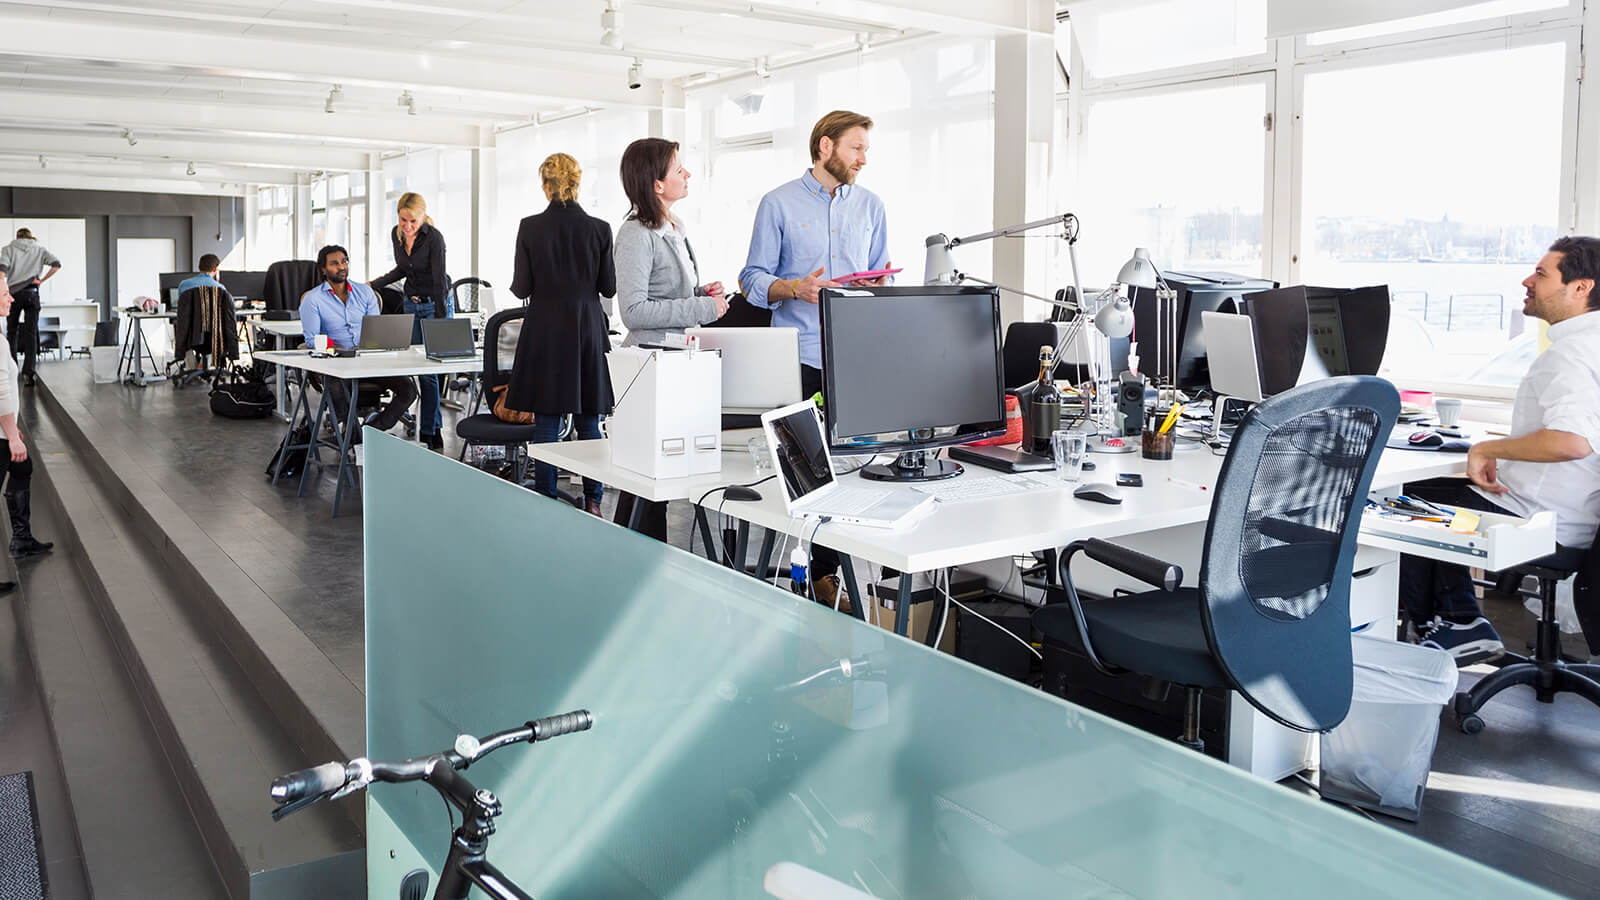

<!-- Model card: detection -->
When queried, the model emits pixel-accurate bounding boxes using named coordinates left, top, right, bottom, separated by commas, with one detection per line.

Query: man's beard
left=326, top=272, right=348, bottom=285
left=824, top=154, right=856, bottom=186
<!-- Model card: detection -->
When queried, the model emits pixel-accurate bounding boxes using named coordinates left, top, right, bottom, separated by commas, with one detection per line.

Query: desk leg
left=272, top=370, right=312, bottom=488
left=330, top=377, right=362, bottom=518
left=923, top=573, right=947, bottom=648
left=754, top=529, right=777, bottom=583
left=836, top=556, right=867, bottom=622
left=626, top=497, right=643, bottom=531
left=893, top=576, right=912, bottom=636
left=298, top=382, right=332, bottom=498
left=734, top=521, right=750, bottom=573
left=694, top=506, right=719, bottom=563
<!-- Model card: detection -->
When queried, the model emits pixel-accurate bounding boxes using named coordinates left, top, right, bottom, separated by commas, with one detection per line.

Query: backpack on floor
left=210, top=368, right=274, bottom=419
left=266, top=424, right=312, bottom=481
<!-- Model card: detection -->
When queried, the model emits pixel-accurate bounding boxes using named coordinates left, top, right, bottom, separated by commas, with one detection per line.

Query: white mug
left=313, top=334, right=330, bottom=353
left=1435, top=397, right=1463, bottom=428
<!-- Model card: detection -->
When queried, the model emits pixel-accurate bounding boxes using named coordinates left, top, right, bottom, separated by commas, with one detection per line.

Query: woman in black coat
left=506, top=152, right=615, bottom=515
left=371, top=191, right=450, bottom=450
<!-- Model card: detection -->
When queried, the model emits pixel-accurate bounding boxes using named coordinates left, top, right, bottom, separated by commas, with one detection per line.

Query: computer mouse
left=724, top=485, right=763, bottom=502
left=1073, top=482, right=1123, bottom=505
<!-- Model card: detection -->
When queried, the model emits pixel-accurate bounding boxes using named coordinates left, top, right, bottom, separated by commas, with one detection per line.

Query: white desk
left=256, top=348, right=482, bottom=516
left=249, top=319, right=306, bottom=420
left=117, top=311, right=175, bottom=386
left=41, top=300, right=98, bottom=350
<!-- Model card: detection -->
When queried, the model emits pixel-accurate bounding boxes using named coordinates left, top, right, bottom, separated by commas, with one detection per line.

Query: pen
left=1159, top=404, right=1184, bottom=434
left=1167, top=476, right=1208, bottom=491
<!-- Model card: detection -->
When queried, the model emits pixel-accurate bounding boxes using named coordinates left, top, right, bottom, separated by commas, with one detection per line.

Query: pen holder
left=1141, top=428, right=1174, bottom=460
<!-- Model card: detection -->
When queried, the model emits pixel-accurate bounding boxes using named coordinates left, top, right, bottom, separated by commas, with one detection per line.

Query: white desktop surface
left=255, top=347, right=481, bottom=379
left=252, top=319, right=309, bottom=338
left=529, top=436, right=759, bottom=504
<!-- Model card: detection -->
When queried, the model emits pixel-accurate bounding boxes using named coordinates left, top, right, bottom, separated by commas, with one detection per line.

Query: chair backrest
left=481, top=306, right=525, bottom=393
left=1574, top=524, right=1600, bottom=655
left=93, top=320, right=118, bottom=346
left=450, top=277, right=491, bottom=315
left=263, top=260, right=322, bottom=312
left=1200, top=375, right=1399, bottom=732
left=42, top=316, right=60, bottom=326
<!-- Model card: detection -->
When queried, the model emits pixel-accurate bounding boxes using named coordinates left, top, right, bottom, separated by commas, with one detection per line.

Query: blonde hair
left=540, top=153, right=582, bottom=204
left=395, top=192, right=434, bottom=230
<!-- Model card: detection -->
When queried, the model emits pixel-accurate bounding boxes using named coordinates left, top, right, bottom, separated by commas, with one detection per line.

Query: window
left=1298, top=42, right=1567, bottom=387
left=1073, top=0, right=1269, bottom=81
left=1074, top=78, right=1268, bottom=283
left=250, top=186, right=292, bottom=268
left=1304, top=0, right=1571, bottom=47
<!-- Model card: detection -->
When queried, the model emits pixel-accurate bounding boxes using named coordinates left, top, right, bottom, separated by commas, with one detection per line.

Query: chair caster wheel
left=1458, top=713, right=1484, bottom=735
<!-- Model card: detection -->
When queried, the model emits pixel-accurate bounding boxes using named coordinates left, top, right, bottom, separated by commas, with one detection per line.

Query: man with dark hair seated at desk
left=178, top=253, right=225, bottom=296
left=299, top=244, right=417, bottom=440
left=1401, top=235, right=1600, bottom=665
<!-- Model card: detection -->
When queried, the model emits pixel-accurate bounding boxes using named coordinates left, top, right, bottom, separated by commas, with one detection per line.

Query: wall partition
left=362, top=432, right=1544, bottom=899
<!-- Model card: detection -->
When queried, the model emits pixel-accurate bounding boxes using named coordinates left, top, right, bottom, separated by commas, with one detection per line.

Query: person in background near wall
left=505, top=153, right=616, bottom=517
left=0, top=227, right=63, bottom=387
left=177, top=253, right=225, bottom=295
left=0, top=276, right=52, bottom=569
left=1400, top=236, right=1600, bottom=665
left=610, top=137, right=730, bottom=540
left=302, top=245, right=419, bottom=441
left=371, top=192, right=450, bottom=451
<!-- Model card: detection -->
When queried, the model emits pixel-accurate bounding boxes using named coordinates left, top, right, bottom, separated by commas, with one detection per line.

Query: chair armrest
left=1078, top=538, right=1183, bottom=591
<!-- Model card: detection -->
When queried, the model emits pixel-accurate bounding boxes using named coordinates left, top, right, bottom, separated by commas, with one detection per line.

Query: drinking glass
left=1051, top=430, right=1087, bottom=482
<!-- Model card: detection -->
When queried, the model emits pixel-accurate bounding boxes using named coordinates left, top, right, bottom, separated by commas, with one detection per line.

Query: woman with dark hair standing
left=505, top=153, right=615, bottom=516
left=371, top=191, right=449, bottom=451
left=610, top=137, right=729, bottom=539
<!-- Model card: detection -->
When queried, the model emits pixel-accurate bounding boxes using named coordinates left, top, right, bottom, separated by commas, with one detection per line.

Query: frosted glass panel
left=363, top=432, right=1547, bottom=899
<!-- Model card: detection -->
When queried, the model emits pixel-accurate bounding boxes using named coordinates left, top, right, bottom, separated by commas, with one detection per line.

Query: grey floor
left=6, top=356, right=1600, bottom=898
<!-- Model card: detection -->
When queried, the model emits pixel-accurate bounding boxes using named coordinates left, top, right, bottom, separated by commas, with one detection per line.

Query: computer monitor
left=1131, top=270, right=1277, bottom=392
left=684, top=326, right=802, bottom=415
left=1304, top=284, right=1390, bottom=378
left=1235, top=285, right=1310, bottom=396
left=819, top=284, right=1006, bottom=482
left=221, top=270, right=269, bottom=302
left=159, top=271, right=199, bottom=297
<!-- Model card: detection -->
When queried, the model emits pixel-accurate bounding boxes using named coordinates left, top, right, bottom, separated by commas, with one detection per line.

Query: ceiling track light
left=398, top=90, right=417, bottom=115
left=325, top=84, right=343, bottom=114
left=123, top=129, right=138, bottom=146
left=628, top=57, right=643, bottom=90
left=186, top=161, right=196, bottom=176
left=753, top=56, right=770, bottom=79
left=38, top=155, right=45, bottom=170
left=856, top=32, right=872, bottom=54
left=600, top=4, right=623, bottom=49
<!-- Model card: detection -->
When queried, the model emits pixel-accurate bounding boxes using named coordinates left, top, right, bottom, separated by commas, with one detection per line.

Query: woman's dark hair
left=1549, top=236, right=1600, bottom=309
left=619, top=138, right=679, bottom=230
left=316, top=244, right=349, bottom=269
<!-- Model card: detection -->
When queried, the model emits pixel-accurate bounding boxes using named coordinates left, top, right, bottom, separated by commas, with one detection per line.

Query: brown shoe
left=812, top=574, right=852, bottom=615
left=585, top=498, right=603, bottom=517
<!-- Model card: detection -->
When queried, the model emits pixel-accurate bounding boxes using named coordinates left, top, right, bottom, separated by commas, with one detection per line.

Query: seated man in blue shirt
left=300, top=244, right=417, bottom=438
left=740, top=109, right=893, bottom=400
left=176, top=253, right=226, bottom=297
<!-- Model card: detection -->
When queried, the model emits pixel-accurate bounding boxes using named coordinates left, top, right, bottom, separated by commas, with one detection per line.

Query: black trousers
left=1398, top=477, right=1512, bottom=627
left=6, top=287, right=40, bottom=376
left=326, top=375, right=418, bottom=433
left=0, top=441, right=31, bottom=495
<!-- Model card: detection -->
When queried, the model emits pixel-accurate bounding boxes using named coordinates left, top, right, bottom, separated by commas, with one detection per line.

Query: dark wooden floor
left=10, top=357, right=1600, bottom=897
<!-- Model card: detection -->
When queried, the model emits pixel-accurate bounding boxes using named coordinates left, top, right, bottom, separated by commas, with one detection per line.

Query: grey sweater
left=614, top=218, right=719, bottom=347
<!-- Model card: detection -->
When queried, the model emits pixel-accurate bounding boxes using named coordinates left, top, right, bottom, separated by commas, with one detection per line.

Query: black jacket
left=264, top=259, right=321, bottom=312
left=174, top=284, right=239, bottom=362
left=504, top=201, right=615, bottom=416
left=372, top=222, right=449, bottom=317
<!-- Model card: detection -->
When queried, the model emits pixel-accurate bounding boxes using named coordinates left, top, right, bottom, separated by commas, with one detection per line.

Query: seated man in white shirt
left=1400, top=236, right=1600, bottom=665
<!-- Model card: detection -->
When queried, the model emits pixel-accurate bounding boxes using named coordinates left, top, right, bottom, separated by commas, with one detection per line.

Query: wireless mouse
left=1073, top=482, right=1123, bottom=505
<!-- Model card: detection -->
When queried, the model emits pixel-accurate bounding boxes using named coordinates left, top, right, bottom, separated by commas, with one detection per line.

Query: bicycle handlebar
left=270, top=709, right=593, bottom=818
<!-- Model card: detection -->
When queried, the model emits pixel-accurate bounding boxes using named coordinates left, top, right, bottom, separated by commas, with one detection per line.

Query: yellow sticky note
left=1449, top=509, right=1481, bottom=534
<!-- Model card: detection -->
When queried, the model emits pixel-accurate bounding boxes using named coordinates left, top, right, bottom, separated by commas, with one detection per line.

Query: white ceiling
left=0, top=0, right=1045, bottom=197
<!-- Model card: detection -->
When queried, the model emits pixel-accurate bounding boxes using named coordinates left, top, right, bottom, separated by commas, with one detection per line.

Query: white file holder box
left=606, top=347, right=722, bottom=479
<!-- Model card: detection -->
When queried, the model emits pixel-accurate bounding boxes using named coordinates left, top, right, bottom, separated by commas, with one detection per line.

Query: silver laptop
left=685, top=327, right=802, bottom=414
left=359, top=314, right=415, bottom=352
left=761, top=400, right=935, bottom=529
left=1201, top=310, right=1266, bottom=403
left=422, top=318, right=477, bottom=361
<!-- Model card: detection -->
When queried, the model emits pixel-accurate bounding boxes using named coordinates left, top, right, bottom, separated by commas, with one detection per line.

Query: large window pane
left=1075, top=80, right=1266, bottom=285
left=1299, top=43, right=1565, bottom=386
left=1073, top=0, right=1267, bottom=80
left=1305, top=0, right=1570, bottom=46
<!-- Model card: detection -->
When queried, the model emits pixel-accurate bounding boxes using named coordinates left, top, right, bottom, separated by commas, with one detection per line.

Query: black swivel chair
left=444, top=278, right=490, bottom=408
left=37, top=316, right=62, bottom=362
left=1034, top=376, right=1400, bottom=750
left=1454, top=526, right=1600, bottom=733
left=454, top=308, right=572, bottom=495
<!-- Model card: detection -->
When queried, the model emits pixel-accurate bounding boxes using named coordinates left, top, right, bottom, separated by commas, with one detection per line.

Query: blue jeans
left=532, top=414, right=603, bottom=505
left=405, top=298, right=447, bottom=435
left=1398, top=477, right=1512, bottom=627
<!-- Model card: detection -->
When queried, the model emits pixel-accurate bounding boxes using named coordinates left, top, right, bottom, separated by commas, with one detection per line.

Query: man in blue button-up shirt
left=301, top=244, right=417, bottom=437
left=176, top=253, right=226, bottom=298
left=740, top=110, right=892, bottom=393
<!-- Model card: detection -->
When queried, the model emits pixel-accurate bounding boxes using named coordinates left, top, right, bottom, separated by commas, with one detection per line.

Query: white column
left=473, top=126, right=501, bottom=307
left=1571, top=6, right=1599, bottom=235
left=292, top=174, right=314, bottom=259
left=366, top=154, right=386, bottom=277
left=991, top=1, right=1058, bottom=327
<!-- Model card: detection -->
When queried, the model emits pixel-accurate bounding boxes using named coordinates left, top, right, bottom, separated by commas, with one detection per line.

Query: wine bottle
left=1029, top=345, right=1062, bottom=454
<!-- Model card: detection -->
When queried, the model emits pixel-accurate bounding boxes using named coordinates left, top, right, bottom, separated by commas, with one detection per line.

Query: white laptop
left=760, top=400, right=936, bottom=529
left=1201, top=310, right=1266, bottom=403
left=686, top=327, right=803, bottom=414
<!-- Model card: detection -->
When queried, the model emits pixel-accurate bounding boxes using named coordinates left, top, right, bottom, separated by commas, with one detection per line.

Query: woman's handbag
left=490, top=384, right=535, bottom=425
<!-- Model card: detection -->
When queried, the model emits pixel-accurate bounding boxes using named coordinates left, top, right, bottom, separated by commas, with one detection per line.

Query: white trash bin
left=90, top=346, right=120, bottom=384
left=1320, top=634, right=1458, bottom=820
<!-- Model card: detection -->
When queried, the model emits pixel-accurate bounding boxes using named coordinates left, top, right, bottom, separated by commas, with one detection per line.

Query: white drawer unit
left=1359, top=496, right=1556, bottom=571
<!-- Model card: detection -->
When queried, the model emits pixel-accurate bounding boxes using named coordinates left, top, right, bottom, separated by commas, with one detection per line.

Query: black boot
left=7, top=489, right=52, bottom=559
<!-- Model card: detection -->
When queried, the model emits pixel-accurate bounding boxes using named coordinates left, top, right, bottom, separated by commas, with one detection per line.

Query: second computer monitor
left=1131, top=270, right=1277, bottom=392
left=819, top=284, right=1006, bottom=478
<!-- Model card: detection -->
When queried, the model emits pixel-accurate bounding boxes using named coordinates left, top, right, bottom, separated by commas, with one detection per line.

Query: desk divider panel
left=362, top=431, right=1548, bottom=899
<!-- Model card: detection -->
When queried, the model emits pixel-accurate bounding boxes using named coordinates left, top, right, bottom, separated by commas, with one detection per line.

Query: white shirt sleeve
left=0, top=335, right=17, bottom=419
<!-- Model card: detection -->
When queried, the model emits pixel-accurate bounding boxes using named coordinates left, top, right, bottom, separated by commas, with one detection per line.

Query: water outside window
left=1299, top=43, right=1566, bottom=387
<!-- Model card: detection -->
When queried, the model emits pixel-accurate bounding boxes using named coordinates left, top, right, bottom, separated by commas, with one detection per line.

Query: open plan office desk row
left=255, top=348, right=482, bottom=517
left=529, top=432, right=1556, bottom=779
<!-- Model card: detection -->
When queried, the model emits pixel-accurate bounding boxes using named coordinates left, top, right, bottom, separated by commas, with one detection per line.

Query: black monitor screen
left=221, top=270, right=268, bottom=301
left=1132, top=271, right=1276, bottom=391
left=820, top=285, right=1005, bottom=453
left=1304, top=292, right=1350, bottom=378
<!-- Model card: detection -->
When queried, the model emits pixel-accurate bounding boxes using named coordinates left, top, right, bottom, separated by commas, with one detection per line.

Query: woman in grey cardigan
left=611, top=138, right=730, bottom=539
left=615, top=138, right=729, bottom=346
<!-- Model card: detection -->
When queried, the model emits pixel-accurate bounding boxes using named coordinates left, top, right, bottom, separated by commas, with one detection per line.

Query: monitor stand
left=860, top=450, right=963, bottom=483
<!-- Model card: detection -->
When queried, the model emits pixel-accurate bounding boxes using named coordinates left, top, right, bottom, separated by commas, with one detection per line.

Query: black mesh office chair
left=1454, top=527, right=1600, bottom=733
left=454, top=308, right=571, bottom=492
left=449, top=277, right=490, bottom=316
left=1034, top=376, right=1399, bottom=750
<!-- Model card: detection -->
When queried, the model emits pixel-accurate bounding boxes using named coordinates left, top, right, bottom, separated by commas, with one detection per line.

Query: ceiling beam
left=642, top=0, right=1047, bottom=36
left=0, top=132, right=369, bottom=173
left=0, top=156, right=301, bottom=185
left=0, top=11, right=678, bottom=110
left=0, top=170, right=250, bottom=198
left=0, top=91, right=483, bottom=149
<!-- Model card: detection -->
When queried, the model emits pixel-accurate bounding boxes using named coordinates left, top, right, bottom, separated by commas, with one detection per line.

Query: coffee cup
left=1435, top=397, right=1462, bottom=428
left=313, top=334, right=330, bottom=353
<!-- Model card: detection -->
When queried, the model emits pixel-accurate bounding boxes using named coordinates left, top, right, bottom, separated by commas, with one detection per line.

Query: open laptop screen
left=768, top=405, right=835, bottom=505
left=422, top=318, right=474, bottom=355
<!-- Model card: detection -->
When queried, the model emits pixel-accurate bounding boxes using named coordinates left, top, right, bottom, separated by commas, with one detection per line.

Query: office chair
left=449, top=277, right=490, bottom=317
left=454, top=308, right=573, bottom=496
left=37, top=316, right=62, bottom=361
left=171, top=285, right=240, bottom=388
left=1454, top=526, right=1600, bottom=733
left=1034, top=376, right=1399, bottom=750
